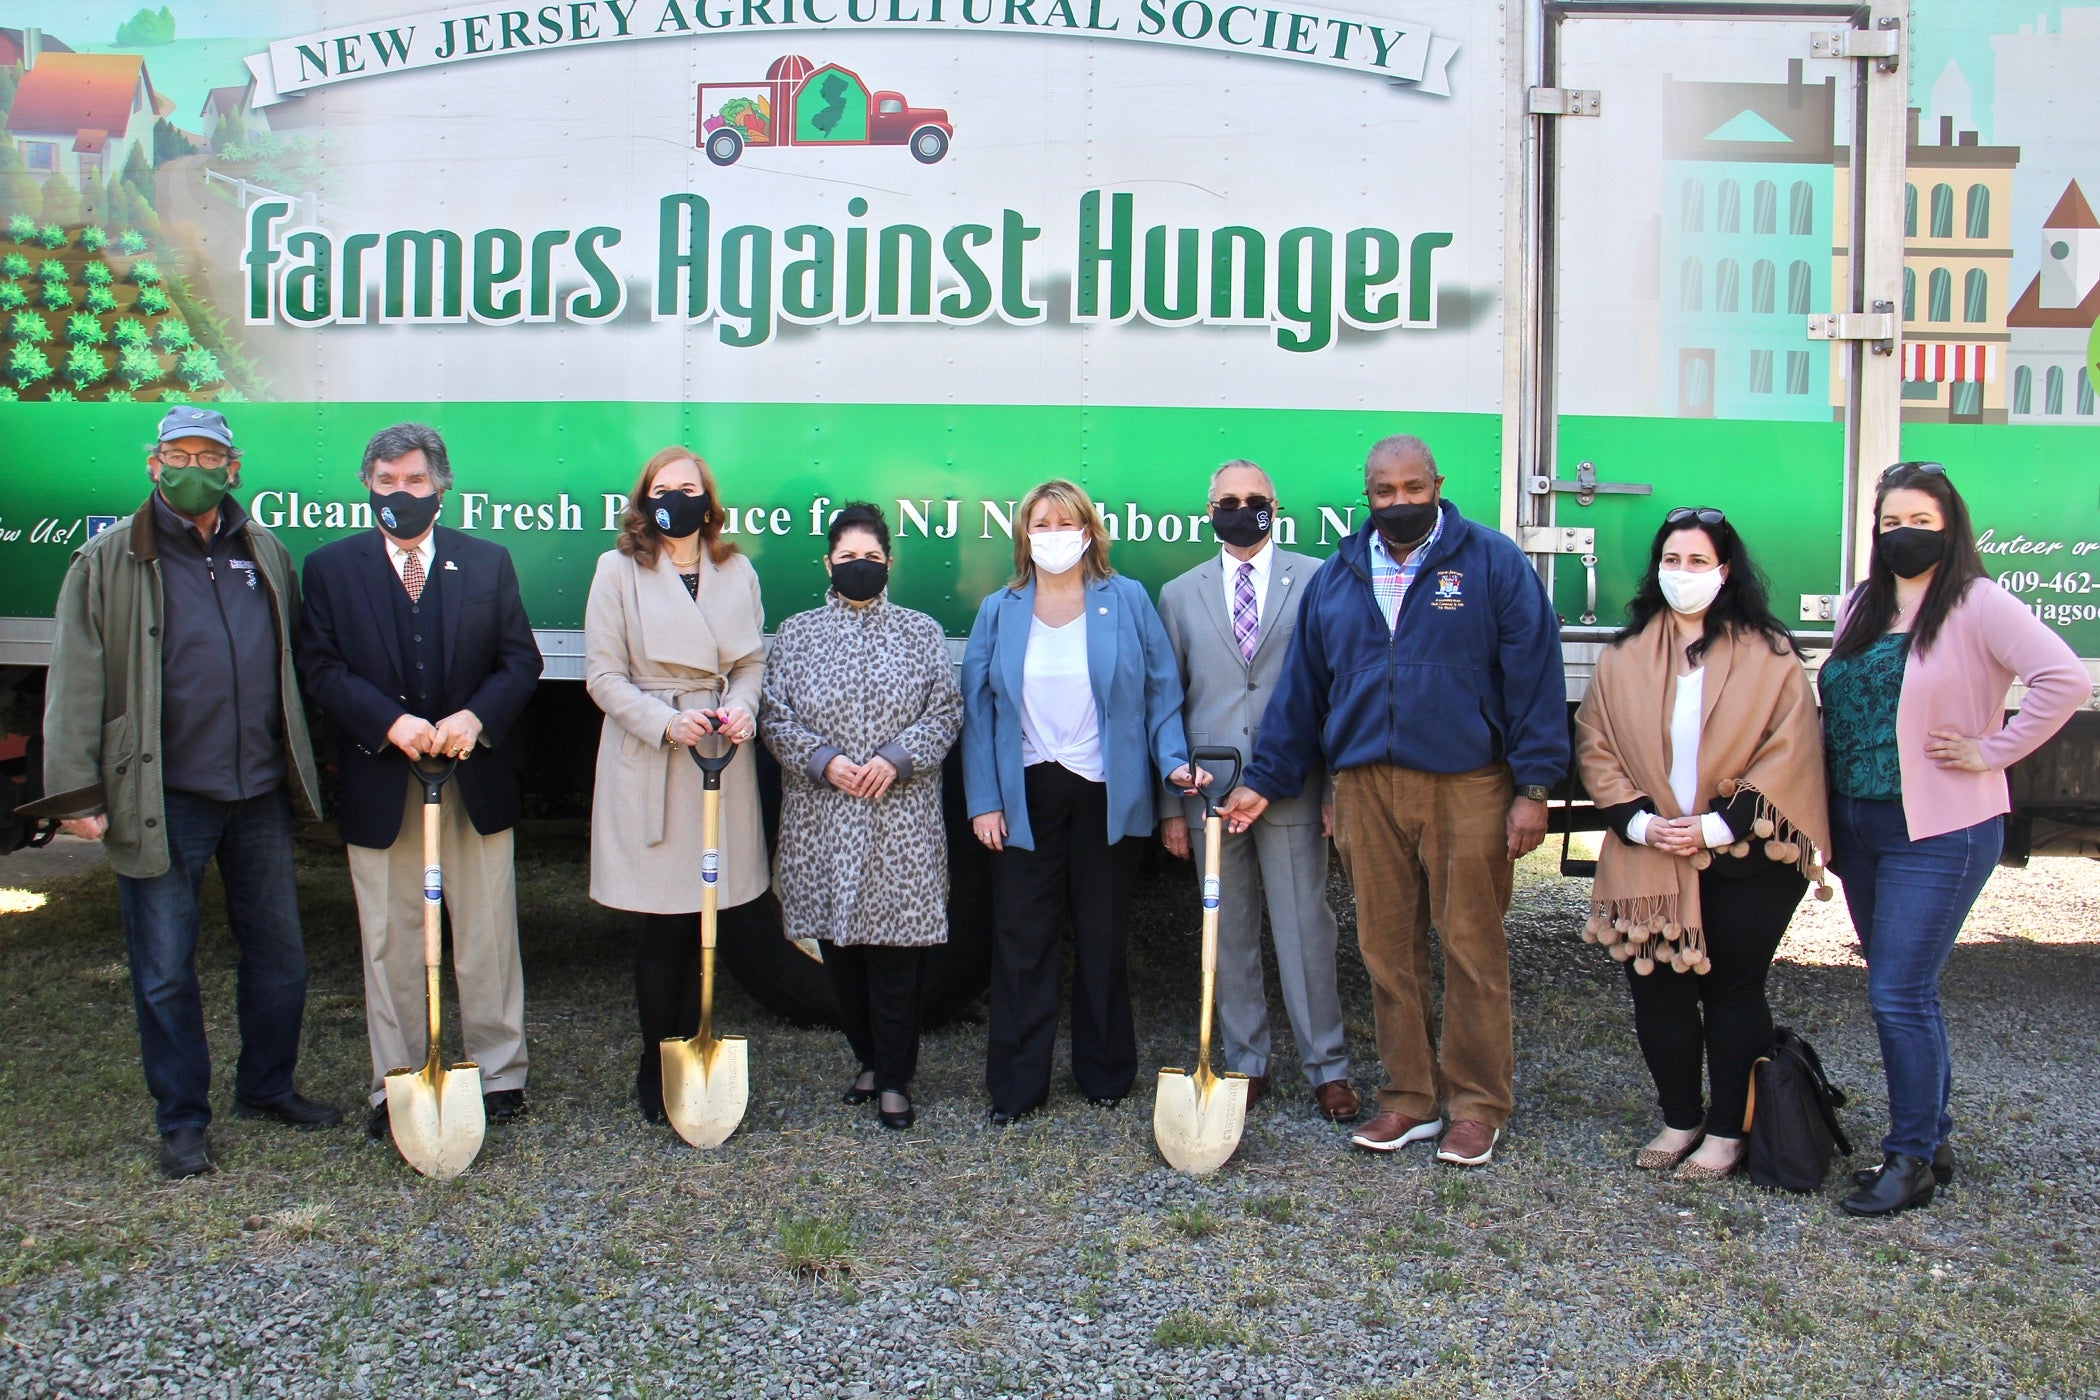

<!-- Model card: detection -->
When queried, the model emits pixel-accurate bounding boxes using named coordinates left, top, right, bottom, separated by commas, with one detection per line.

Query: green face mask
left=157, top=465, right=233, bottom=517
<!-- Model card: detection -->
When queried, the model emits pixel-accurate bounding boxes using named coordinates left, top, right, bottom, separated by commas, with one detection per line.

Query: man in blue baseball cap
left=24, top=407, right=342, bottom=1178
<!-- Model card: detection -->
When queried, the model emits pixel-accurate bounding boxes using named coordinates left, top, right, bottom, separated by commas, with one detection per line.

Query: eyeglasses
left=1879, top=460, right=1948, bottom=484
left=158, top=448, right=231, bottom=469
left=1211, top=495, right=1273, bottom=513
left=1664, top=506, right=1726, bottom=527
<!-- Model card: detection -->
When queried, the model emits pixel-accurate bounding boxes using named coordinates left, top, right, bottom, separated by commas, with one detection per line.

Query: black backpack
left=1743, top=1027, right=1853, bottom=1193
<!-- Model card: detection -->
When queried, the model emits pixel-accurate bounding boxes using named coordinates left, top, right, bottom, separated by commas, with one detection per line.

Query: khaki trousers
left=1332, top=762, right=1514, bottom=1128
left=347, top=779, right=528, bottom=1106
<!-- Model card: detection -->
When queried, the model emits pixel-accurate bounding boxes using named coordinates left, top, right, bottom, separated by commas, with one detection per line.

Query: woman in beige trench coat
left=585, top=446, right=768, bottom=1123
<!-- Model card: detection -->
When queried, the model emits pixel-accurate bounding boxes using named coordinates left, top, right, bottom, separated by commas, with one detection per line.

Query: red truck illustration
left=697, top=56, right=954, bottom=167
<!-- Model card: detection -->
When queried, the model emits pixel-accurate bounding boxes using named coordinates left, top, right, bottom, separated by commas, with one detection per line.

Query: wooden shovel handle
left=1196, top=811, right=1224, bottom=1077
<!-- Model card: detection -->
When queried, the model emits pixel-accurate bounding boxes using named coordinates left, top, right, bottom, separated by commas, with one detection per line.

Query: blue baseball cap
left=157, top=406, right=234, bottom=448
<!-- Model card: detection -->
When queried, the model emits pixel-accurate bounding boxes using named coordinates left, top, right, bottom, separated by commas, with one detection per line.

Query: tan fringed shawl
left=1573, top=618, right=1833, bottom=975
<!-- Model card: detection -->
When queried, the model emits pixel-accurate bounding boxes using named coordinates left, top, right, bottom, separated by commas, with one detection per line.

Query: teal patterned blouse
left=1819, top=632, right=1909, bottom=801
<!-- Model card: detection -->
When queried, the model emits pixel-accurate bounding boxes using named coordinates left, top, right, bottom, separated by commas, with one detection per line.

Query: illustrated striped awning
left=1902, top=343, right=1995, bottom=383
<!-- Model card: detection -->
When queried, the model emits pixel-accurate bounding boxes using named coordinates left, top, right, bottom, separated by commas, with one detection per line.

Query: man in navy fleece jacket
left=1219, top=435, right=1568, bottom=1167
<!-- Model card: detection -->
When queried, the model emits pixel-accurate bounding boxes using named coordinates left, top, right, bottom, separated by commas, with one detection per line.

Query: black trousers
left=633, top=901, right=766, bottom=1109
left=985, top=763, right=1145, bottom=1113
left=823, top=940, right=928, bottom=1093
left=1626, top=861, right=1809, bottom=1136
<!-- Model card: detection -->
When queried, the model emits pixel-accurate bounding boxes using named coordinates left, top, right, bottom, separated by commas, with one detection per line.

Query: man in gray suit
left=1158, top=460, right=1358, bottom=1122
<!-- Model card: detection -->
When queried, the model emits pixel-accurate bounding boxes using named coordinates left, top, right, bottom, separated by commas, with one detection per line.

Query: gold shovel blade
left=384, top=1060, right=486, bottom=1180
left=661, top=1033, right=749, bottom=1149
left=1152, top=1065, right=1250, bottom=1175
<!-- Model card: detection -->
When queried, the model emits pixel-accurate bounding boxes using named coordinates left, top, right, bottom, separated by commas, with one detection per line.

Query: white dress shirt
left=384, top=532, right=436, bottom=587
left=1626, top=667, right=1734, bottom=849
left=1218, top=539, right=1275, bottom=636
left=1019, top=613, right=1104, bottom=781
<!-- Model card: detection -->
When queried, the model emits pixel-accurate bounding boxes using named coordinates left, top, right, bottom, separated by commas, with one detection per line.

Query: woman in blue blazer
left=962, top=479, right=1200, bottom=1125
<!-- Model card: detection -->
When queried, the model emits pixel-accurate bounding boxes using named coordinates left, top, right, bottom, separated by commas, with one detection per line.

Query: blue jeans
left=115, top=787, right=309, bottom=1133
left=1828, top=795, right=2001, bottom=1159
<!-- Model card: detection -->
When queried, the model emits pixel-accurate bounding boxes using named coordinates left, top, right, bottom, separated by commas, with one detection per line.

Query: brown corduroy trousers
left=1332, top=762, right=1516, bottom=1129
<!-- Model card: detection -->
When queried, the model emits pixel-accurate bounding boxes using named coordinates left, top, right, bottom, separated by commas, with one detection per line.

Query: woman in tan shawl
left=1575, top=508, right=1831, bottom=1181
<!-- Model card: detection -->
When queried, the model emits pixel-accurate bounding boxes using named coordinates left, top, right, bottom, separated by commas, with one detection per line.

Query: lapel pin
left=443, top=560, right=459, bottom=571
left=1098, top=606, right=1108, bottom=614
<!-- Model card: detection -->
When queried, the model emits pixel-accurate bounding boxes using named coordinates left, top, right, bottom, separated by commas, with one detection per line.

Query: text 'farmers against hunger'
left=242, top=194, right=1456, bottom=354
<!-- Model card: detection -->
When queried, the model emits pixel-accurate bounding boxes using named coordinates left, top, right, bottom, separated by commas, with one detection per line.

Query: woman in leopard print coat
left=761, top=503, right=963, bottom=1128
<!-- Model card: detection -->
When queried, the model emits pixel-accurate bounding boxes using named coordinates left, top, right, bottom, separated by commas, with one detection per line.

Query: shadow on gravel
left=2, top=831, right=2096, bottom=1397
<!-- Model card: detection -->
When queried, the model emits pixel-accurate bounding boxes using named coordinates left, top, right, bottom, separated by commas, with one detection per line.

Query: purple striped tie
left=1232, top=561, right=1258, bottom=662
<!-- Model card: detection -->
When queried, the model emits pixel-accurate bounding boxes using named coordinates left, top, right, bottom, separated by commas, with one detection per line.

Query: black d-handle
left=413, top=756, right=458, bottom=804
left=1189, top=746, right=1243, bottom=820
left=686, top=734, right=740, bottom=789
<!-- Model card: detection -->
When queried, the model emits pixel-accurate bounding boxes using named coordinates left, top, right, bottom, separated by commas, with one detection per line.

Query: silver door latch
left=1528, top=87, right=1602, bottom=117
left=1810, top=23, right=1902, bottom=72
left=1799, top=594, right=1841, bottom=623
left=1526, top=460, right=1653, bottom=508
left=1806, top=303, right=1897, bottom=355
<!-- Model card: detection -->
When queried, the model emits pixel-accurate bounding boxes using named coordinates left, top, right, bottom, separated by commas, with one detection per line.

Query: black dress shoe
left=841, top=1074, right=879, bottom=1106
left=984, top=1106, right=1020, bottom=1128
left=160, top=1127, right=215, bottom=1179
left=877, top=1091, right=916, bottom=1130
left=484, top=1089, right=526, bottom=1122
left=1841, top=1152, right=1937, bottom=1217
left=235, top=1092, right=344, bottom=1129
left=366, top=1104, right=390, bottom=1141
left=1852, top=1140, right=1954, bottom=1189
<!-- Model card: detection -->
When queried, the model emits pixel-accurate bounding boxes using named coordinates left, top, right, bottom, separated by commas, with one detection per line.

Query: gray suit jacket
left=1159, top=547, right=1328, bottom=827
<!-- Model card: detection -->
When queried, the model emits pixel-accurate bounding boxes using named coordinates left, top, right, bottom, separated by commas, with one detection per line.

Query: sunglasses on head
left=1879, top=461, right=1948, bottom=485
left=1211, top=495, right=1273, bottom=513
left=1664, top=506, right=1726, bottom=527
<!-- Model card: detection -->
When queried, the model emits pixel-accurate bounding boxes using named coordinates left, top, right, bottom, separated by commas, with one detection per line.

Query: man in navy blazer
left=296, top=423, right=543, bottom=1141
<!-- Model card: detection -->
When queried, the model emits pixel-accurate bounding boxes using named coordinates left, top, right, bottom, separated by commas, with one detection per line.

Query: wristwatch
left=1518, top=784, right=1550, bottom=803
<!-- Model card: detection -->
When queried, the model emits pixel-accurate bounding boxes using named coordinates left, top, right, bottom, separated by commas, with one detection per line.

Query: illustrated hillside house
left=2007, top=181, right=2100, bottom=421
left=199, top=81, right=265, bottom=145
left=6, top=48, right=167, bottom=194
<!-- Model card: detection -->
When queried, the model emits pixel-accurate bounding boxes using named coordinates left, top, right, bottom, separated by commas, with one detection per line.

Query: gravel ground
left=1, top=828, right=2096, bottom=1398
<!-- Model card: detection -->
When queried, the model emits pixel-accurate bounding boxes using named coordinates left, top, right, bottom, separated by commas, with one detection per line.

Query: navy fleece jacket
left=1244, top=501, right=1569, bottom=800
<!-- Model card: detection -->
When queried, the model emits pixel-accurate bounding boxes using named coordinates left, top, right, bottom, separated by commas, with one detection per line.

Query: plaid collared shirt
left=1367, top=510, right=1442, bottom=632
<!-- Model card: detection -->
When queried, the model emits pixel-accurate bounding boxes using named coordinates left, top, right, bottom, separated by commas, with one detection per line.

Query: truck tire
left=705, top=128, right=745, bottom=166
left=908, top=126, right=949, bottom=164
left=713, top=747, right=992, bottom=1028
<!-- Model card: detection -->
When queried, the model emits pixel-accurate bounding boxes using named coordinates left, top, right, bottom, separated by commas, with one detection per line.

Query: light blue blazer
left=961, top=574, right=1191, bottom=851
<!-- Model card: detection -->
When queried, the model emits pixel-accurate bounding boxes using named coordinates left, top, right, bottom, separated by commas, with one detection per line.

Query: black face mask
left=1211, top=504, right=1272, bottom=549
left=371, top=490, right=442, bottom=539
left=650, top=491, right=712, bottom=540
left=1369, top=497, right=1438, bottom=548
left=830, top=558, right=889, bottom=602
left=1876, top=525, right=1945, bottom=580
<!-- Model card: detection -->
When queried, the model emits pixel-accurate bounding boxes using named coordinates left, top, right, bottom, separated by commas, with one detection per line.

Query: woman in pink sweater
left=1820, top=463, right=2088, bottom=1218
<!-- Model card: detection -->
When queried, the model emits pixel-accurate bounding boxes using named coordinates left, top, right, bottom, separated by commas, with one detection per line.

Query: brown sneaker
left=1435, top=1119, right=1501, bottom=1166
left=1313, top=1079, right=1362, bottom=1123
left=1349, top=1111, right=1443, bottom=1152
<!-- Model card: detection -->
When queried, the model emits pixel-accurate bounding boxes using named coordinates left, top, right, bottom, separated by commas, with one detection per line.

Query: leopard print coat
left=760, top=592, right=963, bottom=947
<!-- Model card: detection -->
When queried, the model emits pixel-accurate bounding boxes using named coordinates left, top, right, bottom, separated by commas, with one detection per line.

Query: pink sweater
left=1835, top=579, right=2091, bottom=840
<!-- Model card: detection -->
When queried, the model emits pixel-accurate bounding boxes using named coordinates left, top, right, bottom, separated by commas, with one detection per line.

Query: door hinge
left=1799, top=594, right=1841, bottom=624
left=1517, top=526, right=1596, bottom=556
left=1529, top=87, right=1602, bottom=117
left=1526, top=460, right=1653, bottom=507
left=1810, top=21, right=1901, bottom=73
left=1806, top=303, right=1897, bottom=355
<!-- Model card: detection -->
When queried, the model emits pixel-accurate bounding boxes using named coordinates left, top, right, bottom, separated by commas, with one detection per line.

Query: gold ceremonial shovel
left=1154, top=746, right=1251, bottom=1175
left=384, top=758, right=486, bottom=1180
left=661, top=737, right=749, bottom=1149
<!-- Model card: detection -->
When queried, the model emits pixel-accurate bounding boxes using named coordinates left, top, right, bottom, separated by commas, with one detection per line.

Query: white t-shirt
left=1019, top=613, right=1103, bottom=781
left=1627, top=666, right=1734, bottom=849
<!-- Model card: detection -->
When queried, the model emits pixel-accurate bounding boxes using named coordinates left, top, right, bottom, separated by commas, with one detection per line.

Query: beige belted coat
left=585, top=546, right=768, bottom=913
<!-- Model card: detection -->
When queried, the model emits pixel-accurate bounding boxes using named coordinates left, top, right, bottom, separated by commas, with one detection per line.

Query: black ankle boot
left=1841, top=1152, right=1936, bottom=1217
left=1852, top=1140, right=1953, bottom=1190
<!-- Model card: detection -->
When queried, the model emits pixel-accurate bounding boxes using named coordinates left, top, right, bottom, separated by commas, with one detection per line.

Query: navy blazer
left=961, top=573, right=1190, bottom=850
left=296, top=525, right=543, bottom=849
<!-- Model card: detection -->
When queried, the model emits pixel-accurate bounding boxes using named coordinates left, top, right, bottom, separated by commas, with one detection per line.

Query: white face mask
left=1657, top=567, right=1725, bottom=615
left=1029, top=528, right=1089, bottom=576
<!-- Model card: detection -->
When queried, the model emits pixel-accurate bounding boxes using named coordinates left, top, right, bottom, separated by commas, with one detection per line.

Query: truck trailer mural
left=698, top=55, right=954, bottom=166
